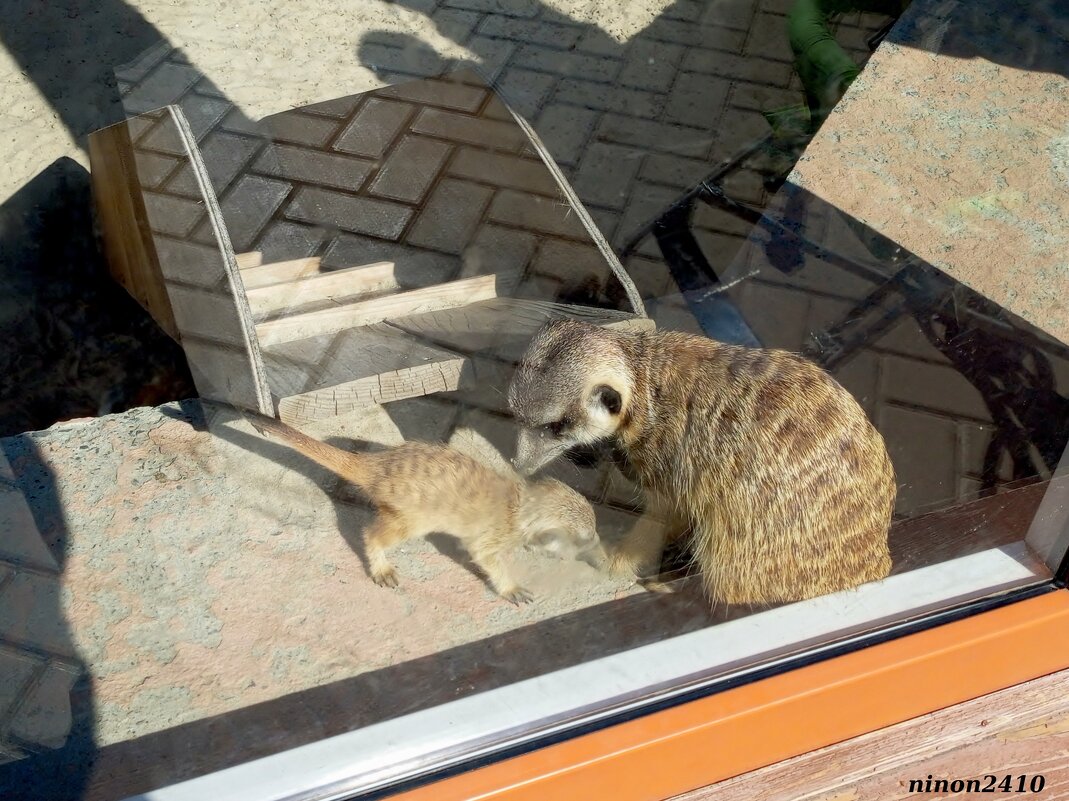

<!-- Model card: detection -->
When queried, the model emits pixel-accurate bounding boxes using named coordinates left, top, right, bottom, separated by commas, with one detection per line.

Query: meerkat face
left=522, top=478, right=600, bottom=561
left=508, top=321, right=632, bottom=475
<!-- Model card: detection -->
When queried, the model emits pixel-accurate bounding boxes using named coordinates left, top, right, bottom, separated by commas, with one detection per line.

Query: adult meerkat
left=507, top=321, right=895, bottom=606
left=250, top=415, right=598, bottom=604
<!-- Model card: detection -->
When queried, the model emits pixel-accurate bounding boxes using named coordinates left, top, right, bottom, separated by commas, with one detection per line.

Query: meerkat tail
left=247, top=413, right=368, bottom=484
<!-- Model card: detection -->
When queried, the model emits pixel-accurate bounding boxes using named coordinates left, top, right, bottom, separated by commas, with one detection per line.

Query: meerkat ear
left=593, top=384, right=622, bottom=415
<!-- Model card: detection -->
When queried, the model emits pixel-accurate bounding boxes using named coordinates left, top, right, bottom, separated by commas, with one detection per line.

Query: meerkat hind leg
left=610, top=492, right=674, bottom=582
left=364, top=511, right=410, bottom=588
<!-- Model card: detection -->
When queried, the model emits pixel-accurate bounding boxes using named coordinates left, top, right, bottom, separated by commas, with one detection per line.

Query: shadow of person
left=0, top=438, right=97, bottom=801
left=0, top=0, right=168, bottom=142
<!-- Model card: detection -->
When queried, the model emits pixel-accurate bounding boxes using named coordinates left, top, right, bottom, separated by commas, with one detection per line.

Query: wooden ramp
left=88, top=69, right=649, bottom=422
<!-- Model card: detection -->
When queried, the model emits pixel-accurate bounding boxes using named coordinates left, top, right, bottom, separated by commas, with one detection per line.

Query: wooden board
left=87, top=114, right=180, bottom=340
left=247, top=261, right=398, bottom=317
left=255, top=272, right=517, bottom=347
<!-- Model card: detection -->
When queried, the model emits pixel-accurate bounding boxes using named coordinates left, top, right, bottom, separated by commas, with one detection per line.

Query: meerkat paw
left=608, top=552, right=639, bottom=579
left=501, top=586, right=535, bottom=605
left=372, top=567, right=400, bottom=588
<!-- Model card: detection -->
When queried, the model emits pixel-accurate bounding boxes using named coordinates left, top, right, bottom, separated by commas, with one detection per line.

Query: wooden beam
left=235, top=251, right=263, bottom=269
left=246, top=261, right=398, bottom=316
left=255, top=272, right=513, bottom=347
left=241, top=257, right=325, bottom=289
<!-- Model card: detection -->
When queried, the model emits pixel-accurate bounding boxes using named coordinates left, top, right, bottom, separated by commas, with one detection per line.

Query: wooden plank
left=87, top=117, right=180, bottom=340
left=241, top=257, right=324, bottom=289
left=888, top=480, right=1049, bottom=575
left=390, top=297, right=654, bottom=362
left=246, top=261, right=398, bottom=315
left=675, top=668, right=1069, bottom=801
left=255, top=272, right=514, bottom=347
left=235, top=251, right=263, bottom=269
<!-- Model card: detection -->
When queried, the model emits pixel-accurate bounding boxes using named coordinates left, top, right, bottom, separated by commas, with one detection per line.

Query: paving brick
left=411, top=107, right=526, bottom=152
left=121, top=61, right=201, bottom=115
left=664, top=71, right=731, bottom=128
left=640, top=152, right=712, bottom=188
left=880, top=355, right=992, bottom=422
left=133, top=150, right=180, bottom=189
left=465, top=36, right=518, bottom=81
left=406, top=179, right=494, bottom=253
left=322, top=233, right=460, bottom=284
left=613, top=181, right=689, bottom=251
left=126, top=114, right=158, bottom=145
left=442, top=0, right=539, bottom=16
left=699, top=0, right=758, bottom=31
left=572, top=142, right=643, bottom=210
left=368, top=136, right=453, bottom=203
left=744, top=12, right=796, bottom=61
left=575, top=27, right=621, bottom=56
left=804, top=293, right=855, bottom=334
left=734, top=279, right=811, bottom=348
left=430, top=6, right=482, bottom=43
left=286, top=186, right=413, bottom=242
left=256, top=221, right=327, bottom=262
left=262, top=111, right=340, bottom=149
left=0, top=488, right=61, bottom=571
left=959, top=423, right=1014, bottom=481
left=210, top=174, right=292, bottom=251
left=448, top=147, right=559, bottom=195
left=9, top=663, right=81, bottom=750
left=644, top=292, right=705, bottom=334
left=644, top=17, right=717, bottom=46
left=219, top=106, right=264, bottom=137
left=154, top=237, right=227, bottom=289
left=177, top=94, right=236, bottom=142
left=624, top=254, right=679, bottom=299
left=477, top=15, right=583, bottom=49
left=694, top=229, right=749, bottom=274
left=681, top=49, right=794, bottom=86
left=167, top=131, right=261, bottom=197
left=555, top=78, right=662, bottom=118
left=253, top=143, right=375, bottom=193
left=530, top=239, right=613, bottom=290
left=585, top=206, right=622, bottom=244
left=374, top=76, right=488, bottom=113
left=830, top=349, right=880, bottom=418
left=597, top=113, right=713, bottom=158
left=661, top=0, right=705, bottom=22
left=300, top=95, right=362, bottom=119
left=729, top=80, right=802, bottom=112
left=0, top=573, right=76, bottom=658
left=359, top=41, right=451, bottom=78
left=619, top=40, right=684, bottom=93
left=514, top=45, right=623, bottom=82
left=879, top=405, right=959, bottom=513
left=142, top=191, right=204, bottom=237
left=462, top=224, right=538, bottom=279
left=535, top=103, right=600, bottom=166
left=721, top=167, right=767, bottom=205
left=693, top=198, right=757, bottom=237
left=872, top=318, right=948, bottom=363
left=487, top=189, right=591, bottom=240
left=835, top=23, right=880, bottom=56
left=708, top=106, right=775, bottom=162
left=113, top=40, right=172, bottom=84
left=760, top=0, right=796, bottom=15
left=333, top=98, right=413, bottom=159
left=494, top=67, right=559, bottom=118
left=0, top=647, right=40, bottom=716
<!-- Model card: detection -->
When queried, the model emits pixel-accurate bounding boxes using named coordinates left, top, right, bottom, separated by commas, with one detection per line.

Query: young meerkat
left=249, top=414, right=599, bottom=604
left=507, top=321, right=895, bottom=607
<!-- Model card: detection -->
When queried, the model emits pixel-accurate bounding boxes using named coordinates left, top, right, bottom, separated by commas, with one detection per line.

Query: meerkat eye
left=545, top=417, right=572, bottom=437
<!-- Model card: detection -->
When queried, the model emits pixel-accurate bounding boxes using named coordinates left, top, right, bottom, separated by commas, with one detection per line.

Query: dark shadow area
left=0, top=158, right=194, bottom=437
left=0, top=437, right=96, bottom=801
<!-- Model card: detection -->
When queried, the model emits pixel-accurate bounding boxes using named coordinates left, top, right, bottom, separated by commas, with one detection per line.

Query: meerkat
left=506, top=321, right=895, bottom=607
left=249, top=414, right=599, bottom=604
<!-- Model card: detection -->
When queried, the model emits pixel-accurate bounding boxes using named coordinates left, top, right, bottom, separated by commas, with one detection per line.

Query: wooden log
left=246, top=261, right=398, bottom=316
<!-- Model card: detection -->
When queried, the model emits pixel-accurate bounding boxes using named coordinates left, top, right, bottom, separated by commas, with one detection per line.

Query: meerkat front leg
left=469, top=539, right=534, bottom=605
left=609, top=490, right=676, bottom=583
left=364, top=512, right=410, bottom=588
